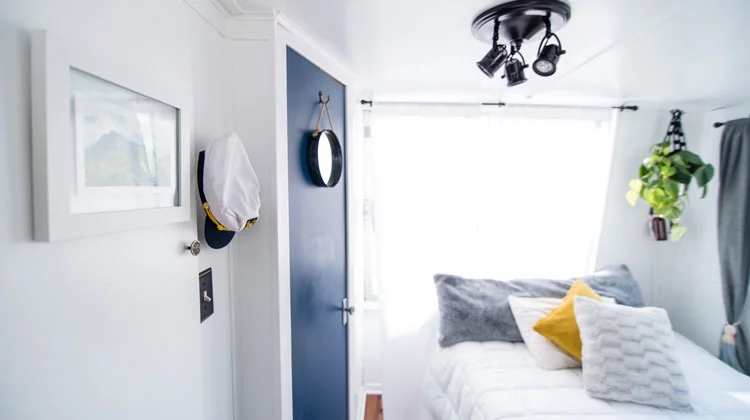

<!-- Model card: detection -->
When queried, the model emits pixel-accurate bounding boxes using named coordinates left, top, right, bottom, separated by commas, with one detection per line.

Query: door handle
left=342, top=298, right=355, bottom=325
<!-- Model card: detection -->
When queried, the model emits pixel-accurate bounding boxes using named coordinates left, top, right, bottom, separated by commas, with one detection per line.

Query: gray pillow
left=577, top=265, right=646, bottom=308
left=574, top=296, right=692, bottom=412
left=433, top=265, right=645, bottom=347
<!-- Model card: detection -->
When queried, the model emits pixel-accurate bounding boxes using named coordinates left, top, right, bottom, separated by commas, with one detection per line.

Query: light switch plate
left=199, top=268, right=214, bottom=323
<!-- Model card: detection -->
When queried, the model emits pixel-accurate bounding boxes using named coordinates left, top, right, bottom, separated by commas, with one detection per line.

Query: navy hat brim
left=204, top=216, right=235, bottom=249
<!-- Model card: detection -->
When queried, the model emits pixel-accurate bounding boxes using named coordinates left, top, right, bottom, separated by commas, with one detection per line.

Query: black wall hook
left=318, top=91, right=331, bottom=105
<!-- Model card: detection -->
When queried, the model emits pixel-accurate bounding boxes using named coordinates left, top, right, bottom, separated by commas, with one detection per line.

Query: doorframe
left=275, top=15, right=364, bottom=420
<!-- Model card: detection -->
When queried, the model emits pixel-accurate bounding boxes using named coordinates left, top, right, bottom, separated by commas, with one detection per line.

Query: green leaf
left=674, top=150, right=704, bottom=166
left=661, top=196, right=678, bottom=208
left=665, top=181, right=680, bottom=197
left=672, top=167, right=692, bottom=185
left=656, top=140, right=671, bottom=149
left=626, top=190, right=639, bottom=206
left=694, top=163, right=715, bottom=188
left=661, top=146, right=671, bottom=155
left=661, top=165, right=677, bottom=178
left=670, top=224, right=687, bottom=242
left=645, top=188, right=666, bottom=204
left=700, top=185, right=709, bottom=198
left=662, top=205, right=682, bottom=221
left=647, top=179, right=664, bottom=190
left=639, top=164, right=650, bottom=180
left=629, top=179, right=644, bottom=193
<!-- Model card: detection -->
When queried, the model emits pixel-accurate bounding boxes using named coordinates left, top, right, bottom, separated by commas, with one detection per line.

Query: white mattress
left=424, top=334, right=750, bottom=419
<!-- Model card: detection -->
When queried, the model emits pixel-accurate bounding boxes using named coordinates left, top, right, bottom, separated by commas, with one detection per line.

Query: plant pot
left=650, top=216, right=670, bottom=241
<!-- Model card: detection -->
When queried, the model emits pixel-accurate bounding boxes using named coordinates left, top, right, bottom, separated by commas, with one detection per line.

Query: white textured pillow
left=573, top=296, right=693, bottom=412
left=508, top=295, right=611, bottom=370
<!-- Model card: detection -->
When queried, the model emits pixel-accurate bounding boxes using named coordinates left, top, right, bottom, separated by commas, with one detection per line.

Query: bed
left=424, top=333, right=750, bottom=420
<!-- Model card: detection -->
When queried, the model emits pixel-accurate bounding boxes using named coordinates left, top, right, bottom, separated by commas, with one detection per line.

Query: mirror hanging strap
left=315, top=91, right=335, bottom=134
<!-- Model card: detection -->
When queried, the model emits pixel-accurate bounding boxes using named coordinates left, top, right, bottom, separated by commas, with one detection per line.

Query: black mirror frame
left=307, top=129, right=343, bottom=187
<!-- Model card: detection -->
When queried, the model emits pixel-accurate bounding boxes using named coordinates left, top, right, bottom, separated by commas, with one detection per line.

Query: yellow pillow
left=532, top=280, right=604, bottom=361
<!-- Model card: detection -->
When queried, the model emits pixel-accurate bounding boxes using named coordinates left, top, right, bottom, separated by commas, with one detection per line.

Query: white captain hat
left=197, top=132, right=260, bottom=249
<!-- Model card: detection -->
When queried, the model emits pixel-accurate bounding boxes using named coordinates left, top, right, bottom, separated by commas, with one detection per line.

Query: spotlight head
left=477, top=44, right=509, bottom=78
left=533, top=44, right=565, bottom=77
left=504, top=58, right=527, bottom=87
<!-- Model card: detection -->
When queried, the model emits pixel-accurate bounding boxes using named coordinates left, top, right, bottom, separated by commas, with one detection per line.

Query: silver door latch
left=186, top=240, right=201, bottom=256
left=342, top=298, right=355, bottom=325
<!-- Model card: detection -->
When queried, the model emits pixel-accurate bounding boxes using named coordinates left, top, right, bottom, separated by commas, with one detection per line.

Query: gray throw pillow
left=574, top=296, right=692, bottom=412
left=433, top=265, right=645, bottom=347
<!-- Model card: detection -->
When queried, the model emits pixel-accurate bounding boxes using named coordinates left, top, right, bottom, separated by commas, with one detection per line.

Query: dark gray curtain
left=718, top=118, right=750, bottom=374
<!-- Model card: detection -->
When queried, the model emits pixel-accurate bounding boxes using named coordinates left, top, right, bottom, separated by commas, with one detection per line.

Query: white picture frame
left=31, top=30, right=192, bottom=241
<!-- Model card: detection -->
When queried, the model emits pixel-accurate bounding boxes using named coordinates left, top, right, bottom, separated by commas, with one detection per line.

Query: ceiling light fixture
left=471, top=0, right=571, bottom=87
left=533, top=31, right=565, bottom=77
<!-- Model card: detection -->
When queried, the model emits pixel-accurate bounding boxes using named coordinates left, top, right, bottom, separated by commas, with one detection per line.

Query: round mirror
left=317, top=133, right=333, bottom=184
left=307, top=129, right=343, bottom=187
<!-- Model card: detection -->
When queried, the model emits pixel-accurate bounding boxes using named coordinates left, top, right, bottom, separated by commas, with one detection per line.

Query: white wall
left=596, top=108, right=662, bottom=303
left=0, top=1, right=234, bottom=419
left=230, top=18, right=289, bottom=420
left=597, top=106, right=715, bottom=307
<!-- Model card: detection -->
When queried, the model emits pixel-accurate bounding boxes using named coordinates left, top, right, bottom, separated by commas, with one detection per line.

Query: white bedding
left=424, top=334, right=750, bottom=419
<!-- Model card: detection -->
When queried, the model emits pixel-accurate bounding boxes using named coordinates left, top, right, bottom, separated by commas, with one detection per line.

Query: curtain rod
left=359, top=99, right=638, bottom=112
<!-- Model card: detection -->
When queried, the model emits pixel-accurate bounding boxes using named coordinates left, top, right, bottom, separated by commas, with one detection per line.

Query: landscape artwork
left=69, top=68, right=179, bottom=214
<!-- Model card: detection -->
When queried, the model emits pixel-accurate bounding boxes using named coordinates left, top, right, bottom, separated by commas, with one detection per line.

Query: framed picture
left=31, top=30, right=192, bottom=241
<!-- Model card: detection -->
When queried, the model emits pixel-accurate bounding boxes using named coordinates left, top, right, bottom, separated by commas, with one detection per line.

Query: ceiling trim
left=183, top=0, right=232, bottom=37
left=277, top=13, right=356, bottom=82
left=226, top=9, right=354, bottom=77
left=232, top=9, right=278, bottom=21
left=230, top=10, right=278, bottom=40
left=216, top=0, right=246, bottom=14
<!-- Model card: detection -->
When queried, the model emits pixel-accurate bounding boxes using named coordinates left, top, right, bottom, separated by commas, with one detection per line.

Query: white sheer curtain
left=367, top=103, right=617, bottom=419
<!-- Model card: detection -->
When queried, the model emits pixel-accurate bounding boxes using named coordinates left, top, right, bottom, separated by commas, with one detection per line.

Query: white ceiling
left=223, top=0, right=750, bottom=106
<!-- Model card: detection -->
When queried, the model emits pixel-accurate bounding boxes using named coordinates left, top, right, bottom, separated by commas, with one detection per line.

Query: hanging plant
left=625, top=110, right=715, bottom=241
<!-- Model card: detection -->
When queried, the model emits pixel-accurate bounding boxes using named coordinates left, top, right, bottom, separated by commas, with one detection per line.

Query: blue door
left=287, top=47, right=348, bottom=420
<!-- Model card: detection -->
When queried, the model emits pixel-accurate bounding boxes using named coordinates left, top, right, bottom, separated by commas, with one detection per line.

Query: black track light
left=504, top=58, right=528, bottom=87
left=533, top=33, right=565, bottom=77
left=501, top=44, right=528, bottom=87
left=477, top=44, right=509, bottom=78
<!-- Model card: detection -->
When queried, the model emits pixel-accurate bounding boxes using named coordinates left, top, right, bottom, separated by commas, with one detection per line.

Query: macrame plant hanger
left=666, top=109, right=687, bottom=152
left=650, top=109, right=687, bottom=240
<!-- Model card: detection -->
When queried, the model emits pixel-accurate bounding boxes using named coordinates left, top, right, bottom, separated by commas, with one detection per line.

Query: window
left=363, top=104, right=616, bottom=335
